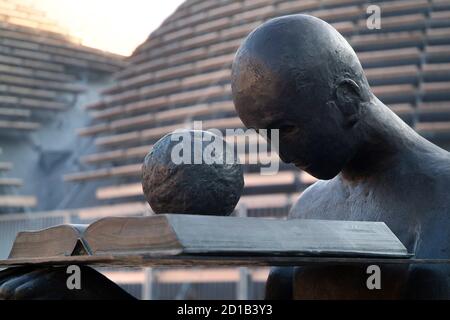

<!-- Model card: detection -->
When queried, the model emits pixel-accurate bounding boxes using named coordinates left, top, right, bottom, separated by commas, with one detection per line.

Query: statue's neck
left=341, top=97, right=441, bottom=181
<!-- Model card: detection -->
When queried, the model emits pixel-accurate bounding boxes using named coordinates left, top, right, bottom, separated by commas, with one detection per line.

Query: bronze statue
left=231, top=14, right=450, bottom=299
left=0, top=266, right=134, bottom=300
left=2, top=14, right=449, bottom=300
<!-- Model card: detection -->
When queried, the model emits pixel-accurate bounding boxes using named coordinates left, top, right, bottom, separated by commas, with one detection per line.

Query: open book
left=8, top=214, right=409, bottom=260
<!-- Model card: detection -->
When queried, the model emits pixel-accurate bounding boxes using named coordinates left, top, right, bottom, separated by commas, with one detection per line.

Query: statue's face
left=239, top=100, right=356, bottom=180
left=231, top=14, right=368, bottom=180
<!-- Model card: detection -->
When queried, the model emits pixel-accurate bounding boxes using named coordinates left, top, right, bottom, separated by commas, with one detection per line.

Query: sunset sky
left=29, top=0, right=185, bottom=56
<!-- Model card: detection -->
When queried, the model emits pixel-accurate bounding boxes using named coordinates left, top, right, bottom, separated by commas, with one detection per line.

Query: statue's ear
left=335, top=78, right=362, bottom=127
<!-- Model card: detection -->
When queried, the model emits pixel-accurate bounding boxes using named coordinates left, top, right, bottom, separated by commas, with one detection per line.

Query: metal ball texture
left=142, top=130, right=244, bottom=215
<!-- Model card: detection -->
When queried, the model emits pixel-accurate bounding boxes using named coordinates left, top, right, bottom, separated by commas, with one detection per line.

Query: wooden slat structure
left=0, top=0, right=127, bottom=213
left=0, top=162, right=13, bottom=171
left=0, top=0, right=126, bottom=134
left=0, top=177, right=22, bottom=187
left=0, top=148, right=36, bottom=210
left=63, top=0, right=450, bottom=216
left=0, top=195, right=36, bottom=208
left=104, top=268, right=269, bottom=284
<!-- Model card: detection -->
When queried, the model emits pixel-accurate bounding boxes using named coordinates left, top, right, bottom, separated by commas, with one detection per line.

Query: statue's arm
left=265, top=267, right=294, bottom=299
left=0, top=266, right=136, bottom=300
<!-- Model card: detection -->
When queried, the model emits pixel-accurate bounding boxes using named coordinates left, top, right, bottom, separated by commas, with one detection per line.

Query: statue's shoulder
left=289, top=177, right=345, bottom=219
left=398, top=149, right=450, bottom=201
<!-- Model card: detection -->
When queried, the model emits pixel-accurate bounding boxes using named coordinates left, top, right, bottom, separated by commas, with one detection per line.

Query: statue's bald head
left=231, top=14, right=372, bottom=179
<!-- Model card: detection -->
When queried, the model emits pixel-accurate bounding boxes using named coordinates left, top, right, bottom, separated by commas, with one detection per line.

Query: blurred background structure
left=0, top=0, right=125, bottom=212
left=1, top=0, right=450, bottom=299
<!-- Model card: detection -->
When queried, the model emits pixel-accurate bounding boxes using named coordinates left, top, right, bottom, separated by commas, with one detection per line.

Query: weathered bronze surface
left=142, top=130, right=244, bottom=215
left=0, top=265, right=135, bottom=300
left=232, top=14, right=450, bottom=299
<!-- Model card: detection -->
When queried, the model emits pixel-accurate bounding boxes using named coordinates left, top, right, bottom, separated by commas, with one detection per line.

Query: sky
left=29, top=0, right=185, bottom=56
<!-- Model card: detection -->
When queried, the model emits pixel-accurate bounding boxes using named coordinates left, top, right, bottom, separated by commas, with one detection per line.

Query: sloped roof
left=61, top=0, right=450, bottom=210
left=0, top=0, right=127, bottom=210
left=0, top=0, right=126, bottom=133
